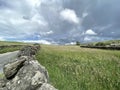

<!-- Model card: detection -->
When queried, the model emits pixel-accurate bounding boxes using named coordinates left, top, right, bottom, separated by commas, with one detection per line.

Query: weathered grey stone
left=0, top=79, right=8, bottom=90
left=0, top=79, right=6, bottom=88
left=0, top=45, right=57, bottom=90
left=0, top=87, right=8, bottom=90
left=17, top=45, right=40, bottom=57
left=5, top=60, right=49, bottom=90
left=38, top=83, right=57, bottom=90
left=3, top=59, right=26, bottom=79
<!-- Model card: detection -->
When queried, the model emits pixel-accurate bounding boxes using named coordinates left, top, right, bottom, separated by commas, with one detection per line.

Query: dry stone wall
left=0, top=45, right=57, bottom=90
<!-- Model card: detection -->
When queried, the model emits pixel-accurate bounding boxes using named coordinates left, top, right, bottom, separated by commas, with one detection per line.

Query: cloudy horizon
left=0, top=0, right=120, bottom=44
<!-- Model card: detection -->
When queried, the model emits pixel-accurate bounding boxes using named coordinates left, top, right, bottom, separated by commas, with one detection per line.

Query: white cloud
left=0, top=0, right=49, bottom=40
left=21, top=40, right=52, bottom=45
left=65, top=42, right=76, bottom=45
left=60, top=9, right=79, bottom=24
left=84, top=36, right=107, bottom=42
left=26, top=0, right=42, bottom=7
left=85, top=29, right=97, bottom=35
left=84, top=37, right=92, bottom=41
left=31, top=13, right=48, bottom=26
left=46, top=31, right=53, bottom=34
left=39, top=31, right=53, bottom=36
left=0, top=37, right=5, bottom=41
left=111, top=32, right=115, bottom=34
left=82, top=12, right=88, bottom=18
left=9, top=18, right=27, bottom=25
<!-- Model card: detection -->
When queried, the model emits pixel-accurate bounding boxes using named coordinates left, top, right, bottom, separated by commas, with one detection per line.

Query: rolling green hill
left=0, top=41, right=30, bottom=53
left=84, top=40, right=120, bottom=46
left=102, top=40, right=120, bottom=44
left=0, top=41, right=28, bottom=46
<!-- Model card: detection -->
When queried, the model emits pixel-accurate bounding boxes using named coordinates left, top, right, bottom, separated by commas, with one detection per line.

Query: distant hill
left=80, top=40, right=120, bottom=50
left=0, top=41, right=29, bottom=46
left=83, top=40, right=120, bottom=47
left=0, top=41, right=31, bottom=53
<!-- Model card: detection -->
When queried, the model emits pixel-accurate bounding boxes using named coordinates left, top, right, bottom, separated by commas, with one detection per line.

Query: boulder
left=5, top=60, right=49, bottom=90
left=38, top=83, right=57, bottom=90
left=0, top=79, right=6, bottom=88
left=0, top=79, right=7, bottom=90
left=3, top=58, right=26, bottom=79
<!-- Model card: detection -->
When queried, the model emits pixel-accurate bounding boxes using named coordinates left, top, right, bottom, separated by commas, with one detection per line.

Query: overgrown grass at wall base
left=36, top=45, right=120, bottom=90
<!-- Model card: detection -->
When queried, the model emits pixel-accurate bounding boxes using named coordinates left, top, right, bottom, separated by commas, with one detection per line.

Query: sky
left=0, top=0, right=120, bottom=44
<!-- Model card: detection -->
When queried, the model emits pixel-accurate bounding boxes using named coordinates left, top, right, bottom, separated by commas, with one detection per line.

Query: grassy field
left=0, top=41, right=28, bottom=46
left=82, top=40, right=120, bottom=47
left=36, top=45, right=120, bottom=90
left=0, top=41, right=30, bottom=53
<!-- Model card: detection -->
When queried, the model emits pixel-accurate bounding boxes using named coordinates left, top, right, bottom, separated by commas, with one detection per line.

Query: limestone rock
left=3, top=59, right=26, bottom=79
left=5, top=60, right=49, bottom=90
left=38, top=83, right=57, bottom=90
left=0, top=79, right=6, bottom=88
left=17, top=45, right=40, bottom=57
left=0, top=79, right=7, bottom=90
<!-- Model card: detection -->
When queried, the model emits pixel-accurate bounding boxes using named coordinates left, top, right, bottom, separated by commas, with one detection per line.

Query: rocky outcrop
left=0, top=45, right=57, bottom=90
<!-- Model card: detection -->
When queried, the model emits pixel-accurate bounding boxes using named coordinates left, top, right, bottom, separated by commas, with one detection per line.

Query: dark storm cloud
left=0, top=0, right=11, bottom=9
left=0, top=0, right=120, bottom=44
left=61, top=0, right=120, bottom=42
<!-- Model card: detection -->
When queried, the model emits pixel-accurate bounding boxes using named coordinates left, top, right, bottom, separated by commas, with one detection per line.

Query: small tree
left=76, top=41, right=80, bottom=46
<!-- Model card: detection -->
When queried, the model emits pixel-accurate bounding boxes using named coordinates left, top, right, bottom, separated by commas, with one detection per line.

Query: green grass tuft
left=0, top=73, right=4, bottom=79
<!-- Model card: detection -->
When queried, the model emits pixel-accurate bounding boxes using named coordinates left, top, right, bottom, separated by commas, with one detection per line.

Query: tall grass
left=36, top=45, right=120, bottom=90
